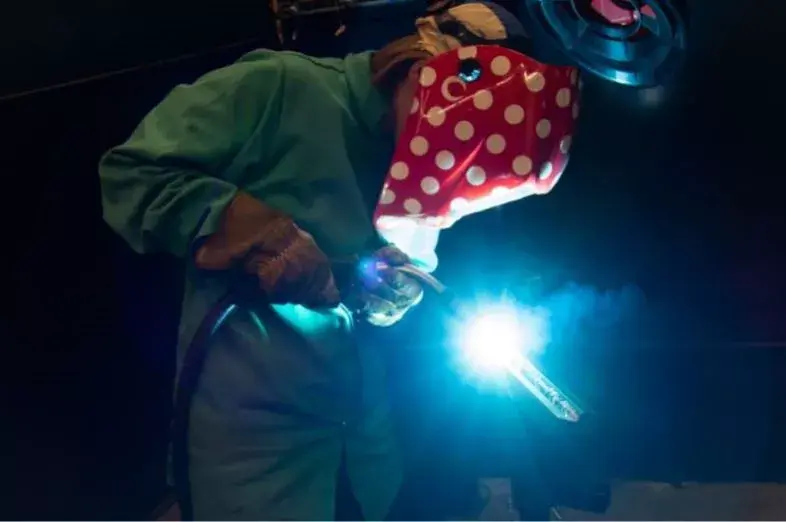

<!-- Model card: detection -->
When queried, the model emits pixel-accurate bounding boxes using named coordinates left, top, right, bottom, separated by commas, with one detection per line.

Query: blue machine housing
left=518, top=0, right=689, bottom=87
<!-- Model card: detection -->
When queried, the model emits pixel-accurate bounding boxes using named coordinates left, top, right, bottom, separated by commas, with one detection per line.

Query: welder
left=99, top=2, right=577, bottom=519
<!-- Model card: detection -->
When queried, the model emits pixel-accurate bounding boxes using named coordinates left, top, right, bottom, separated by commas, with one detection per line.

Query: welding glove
left=194, top=192, right=340, bottom=308
left=350, top=245, right=424, bottom=327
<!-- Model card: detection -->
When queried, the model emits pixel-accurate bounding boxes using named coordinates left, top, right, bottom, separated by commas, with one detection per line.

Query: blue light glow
left=450, top=300, right=583, bottom=422
left=455, top=301, right=548, bottom=378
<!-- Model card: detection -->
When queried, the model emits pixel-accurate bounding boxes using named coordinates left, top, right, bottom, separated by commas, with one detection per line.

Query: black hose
left=168, top=261, right=359, bottom=520
left=171, top=291, right=239, bottom=521
left=167, top=258, right=364, bottom=520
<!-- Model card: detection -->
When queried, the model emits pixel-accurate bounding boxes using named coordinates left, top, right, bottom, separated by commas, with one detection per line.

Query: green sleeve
left=99, top=54, right=284, bottom=257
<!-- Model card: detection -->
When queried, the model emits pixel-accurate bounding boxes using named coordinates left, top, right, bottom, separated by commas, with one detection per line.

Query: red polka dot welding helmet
left=374, top=2, right=580, bottom=231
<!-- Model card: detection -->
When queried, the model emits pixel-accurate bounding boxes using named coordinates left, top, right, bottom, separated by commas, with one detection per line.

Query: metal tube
left=398, top=263, right=583, bottom=423
left=275, top=0, right=418, bottom=18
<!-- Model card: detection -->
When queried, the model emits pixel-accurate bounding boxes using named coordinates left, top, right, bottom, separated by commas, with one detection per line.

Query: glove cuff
left=194, top=191, right=299, bottom=271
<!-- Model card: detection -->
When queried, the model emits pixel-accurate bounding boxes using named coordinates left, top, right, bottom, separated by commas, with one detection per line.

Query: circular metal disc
left=519, top=0, right=689, bottom=87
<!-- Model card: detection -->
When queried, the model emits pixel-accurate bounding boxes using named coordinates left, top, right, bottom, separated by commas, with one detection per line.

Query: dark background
left=2, top=1, right=785, bottom=519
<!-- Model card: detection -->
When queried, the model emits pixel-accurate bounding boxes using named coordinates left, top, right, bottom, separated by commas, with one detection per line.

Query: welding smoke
left=533, top=282, right=646, bottom=347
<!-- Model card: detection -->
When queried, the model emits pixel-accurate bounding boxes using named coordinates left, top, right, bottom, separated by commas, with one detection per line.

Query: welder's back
left=99, top=49, right=400, bottom=520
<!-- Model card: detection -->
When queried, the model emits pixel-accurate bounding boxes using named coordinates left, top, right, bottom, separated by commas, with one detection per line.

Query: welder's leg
left=183, top=311, right=346, bottom=521
left=344, top=400, right=403, bottom=521
left=187, top=403, right=343, bottom=520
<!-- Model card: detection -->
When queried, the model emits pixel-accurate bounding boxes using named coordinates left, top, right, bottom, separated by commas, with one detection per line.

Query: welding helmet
left=373, top=0, right=687, bottom=231
left=375, top=1, right=579, bottom=231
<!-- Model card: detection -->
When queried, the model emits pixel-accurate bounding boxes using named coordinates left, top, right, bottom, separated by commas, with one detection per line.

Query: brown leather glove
left=194, top=192, right=340, bottom=308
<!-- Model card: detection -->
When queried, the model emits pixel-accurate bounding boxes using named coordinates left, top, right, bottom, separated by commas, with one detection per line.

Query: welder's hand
left=350, top=245, right=424, bottom=327
left=194, top=191, right=340, bottom=308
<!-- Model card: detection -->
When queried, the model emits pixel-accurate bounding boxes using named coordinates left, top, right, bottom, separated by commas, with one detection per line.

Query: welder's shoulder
left=235, top=49, right=349, bottom=97
left=174, top=49, right=342, bottom=104
left=189, top=49, right=344, bottom=109
left=232, top=49, right=344, bottom=81
left=189, top=49, right=288, bottom=95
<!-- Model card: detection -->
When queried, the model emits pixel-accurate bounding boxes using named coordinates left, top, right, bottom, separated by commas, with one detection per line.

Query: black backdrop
left=2, top=1, right=786, bottom=519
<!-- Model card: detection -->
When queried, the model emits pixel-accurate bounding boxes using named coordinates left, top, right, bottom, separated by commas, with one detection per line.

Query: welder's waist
left=182, top=303, right=370, bottom=424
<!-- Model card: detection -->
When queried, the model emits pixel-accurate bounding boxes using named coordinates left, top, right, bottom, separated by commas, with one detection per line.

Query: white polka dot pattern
left=454, top=121, right=474, bottom=141
left=403, top=198, right=422, bottom=214
left=560, top=135, right=572, bottom=154
left=421, top=176, right=440, bottom=195
left=504, top=104, right=525, bottom=125
left=466, top=166, right=486, bottom=186
left=435, top=150, right=455, bottom=170
left=535, top=119, right=552, bottom=139
left=409, top=136, right=429, bottom=156
left=419, top=67, right=437, bottom=87
left=473, top=90, right=493, bottom=110
left=524, top=71, right=546, bottom=93
left=427, top=107, right=446, bottom=127
left=380, top=186, right=395, bottom=204
left=389, top=161, right=409, bottom=180
left=490, top=55, right=511, bottom=76
left=539, top=161, right=553, bottom=180
left=486, top=134, right=506, bottom=154
left=373, top=45, right=579, bottom=228
left=458, top=46, right=477, bottom=59
left=512, top=155, right=532, bottom=176
left=556, top=88, right=571, bottom=108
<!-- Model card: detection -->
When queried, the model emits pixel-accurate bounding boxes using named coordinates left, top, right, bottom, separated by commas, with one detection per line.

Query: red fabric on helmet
left=374, top=45, right=580, bottom=231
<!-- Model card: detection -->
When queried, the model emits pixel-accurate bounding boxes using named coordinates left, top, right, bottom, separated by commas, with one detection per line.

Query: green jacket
left=100, top=49, right=397, bottom=422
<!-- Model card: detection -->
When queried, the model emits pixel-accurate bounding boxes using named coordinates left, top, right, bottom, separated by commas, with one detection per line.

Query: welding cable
left=170, top=258, right=363, bottom=520
left=170, top=259, right=588, bottom=517
left=169, top=261, right=440, bottom=519
left=170, top=289, right=237, bottom=521
left=0, top=37, right=263, bottom=104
